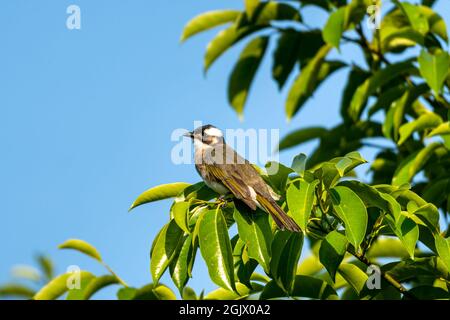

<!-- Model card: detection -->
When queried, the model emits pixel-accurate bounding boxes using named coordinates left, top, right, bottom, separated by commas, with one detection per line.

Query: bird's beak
left=183, top=131, right=194, bottom=139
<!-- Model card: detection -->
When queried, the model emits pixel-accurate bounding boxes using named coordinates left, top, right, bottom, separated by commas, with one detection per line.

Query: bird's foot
left=217, top=195, right=232, bottom=207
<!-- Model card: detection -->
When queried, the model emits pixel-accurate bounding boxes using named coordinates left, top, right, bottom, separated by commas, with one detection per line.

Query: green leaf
left=131, top=283, right=177, bottom=300
left=278, top=127, right=327, bottom=151
left=117, top=287, right=138, bottom=300
left=270, top=231, right=304, bottom=293
left=170, top=234, right=196, bottom=291
left=245, top=0, right=260, bottom=19
left=342, top=67, right=371, bottom=121
left=286, top=179, right=319, bottom=230
left=264, top=161, right=293, bottom=194
left=385, top=215, right=419, bottom=259
left=338, top=263, right=368, bottom=295
left=398, top=113, right=443, bottom=145
left=367, top=238, right=411, bottom=259
left=82, top=275, right=120, bottom=300
left=233, top=239, right=258, bottom=287
left=349, top=61, right=417, bottom=122
left=204, top=23, right=265, bottom=73
left=387, top=84, right=430, bottom=142
left=419, top=5, right=448, bottom=41
left=199, top=209, right=236, bottom=292
left=204, top=282, right=263, bottom=300
left=396, top=2, right=429, bottom=35
left=182, top=287, right=197, bottom=300
left=319, top=231, right=348, bottom=281
left=34, top=271, right=94, bottom=300
left=272, top=30, right=301, bottom=89
left=58, top=239, right=102, bottom=262
left=435, top=235, right=450, bottom=272
left=392, top=142, right=442, bottom=185
left=233, top=207, right=273, bottom=273
left=228, top=36, right=269, bottom=116
left=36, top=255, right=54, bottom=281
left=323, top=7, right=346, bottom=49
left=427, top=122, right=450, bottom=137
left=172, top=201, right=191, bottom=234
left=285, top=45, right=333, bottom=120
left=330, top=186, right=368, bottom=250
left=150, top=220, right=184, bottom=284
left=250, top=2, right=302, bottom=24
left=129, top=182, right=191, bottom=210
left=180, top=10, right=240, bottom=42
left=418, top=49, right=450, bottom=95
left=405, top=286, right=450, bottom=300
left=413, top=203, right=440, bottom=233
left=291, top=153, right=307, bottom=176
left=0, top=284, right=35, bottom=299
left=260, top=275, right=338, bottom=300
left=66, top=273, right=96, bottom=300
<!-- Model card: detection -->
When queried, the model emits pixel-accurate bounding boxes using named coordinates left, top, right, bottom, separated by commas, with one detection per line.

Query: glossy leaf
left=150, top=220, right=184, bottom=284
left=435, top=235, right=450, bottom=272
left=199, top=209, right=236, bottom=292
left=270, top=231, right=303, bottom=293
left=319, top=231, right=348, bottom=281
left=330, top=186, right=368, bottom=250
left=286, top=179, right=319, bottom=230
left=418, top=49, right=450, bottom=95
left=233, top=207, right=272, bottom=273
left=172, top=201, right=191, bottom=234
left=338, top=263, right=368, bottom=295
left=170, top=234, right=195, bottom=291
left=129, top=182, right=191, bottom=210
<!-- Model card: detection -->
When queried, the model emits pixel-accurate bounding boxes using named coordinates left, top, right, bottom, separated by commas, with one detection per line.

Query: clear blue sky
left=1, top=1, right=449, bottom=299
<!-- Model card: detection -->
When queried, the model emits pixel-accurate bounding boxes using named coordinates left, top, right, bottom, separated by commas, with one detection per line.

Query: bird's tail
left=256, top=194, right=301, bottom=233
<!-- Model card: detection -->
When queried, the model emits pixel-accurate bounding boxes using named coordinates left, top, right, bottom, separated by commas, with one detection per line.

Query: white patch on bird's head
left=204, top=127, right=223, bottom=138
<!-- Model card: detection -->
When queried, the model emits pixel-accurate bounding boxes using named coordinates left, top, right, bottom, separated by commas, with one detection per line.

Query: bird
left=184, top=124, right=301, bottom=232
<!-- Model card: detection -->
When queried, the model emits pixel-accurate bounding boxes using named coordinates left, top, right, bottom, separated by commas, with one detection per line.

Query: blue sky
left=1, top=1, right=449, bottom=299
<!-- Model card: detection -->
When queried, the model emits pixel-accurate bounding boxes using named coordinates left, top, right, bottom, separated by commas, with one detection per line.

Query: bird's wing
left=207, top=164, right=257, bottom=210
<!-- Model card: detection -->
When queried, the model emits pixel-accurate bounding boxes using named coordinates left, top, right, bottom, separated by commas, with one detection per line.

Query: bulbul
left=184, top=124, right=301, bottom=232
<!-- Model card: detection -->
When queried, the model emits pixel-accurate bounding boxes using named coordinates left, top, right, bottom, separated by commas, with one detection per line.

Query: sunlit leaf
left=34, top=271, right=94, bottom=300
left=150, top=220, right=184, bottom=284
left=129, top=182, right=191, bottom=210
left=287, top=179, right=319, bottom=230
left=181, top=10, right=240, bottom=42
left=330, top=186, right=368, bottom=250
left=199, top=209, right=236, bottom=292
left=418, top=49, right=450, bottom=95
left=58, top=239, right=102, bottom=262
left=233, top=206, right=272, bottom=273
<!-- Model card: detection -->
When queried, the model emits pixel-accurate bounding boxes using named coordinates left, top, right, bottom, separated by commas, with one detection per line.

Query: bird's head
left=184, top=124, right=224, bottom=147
